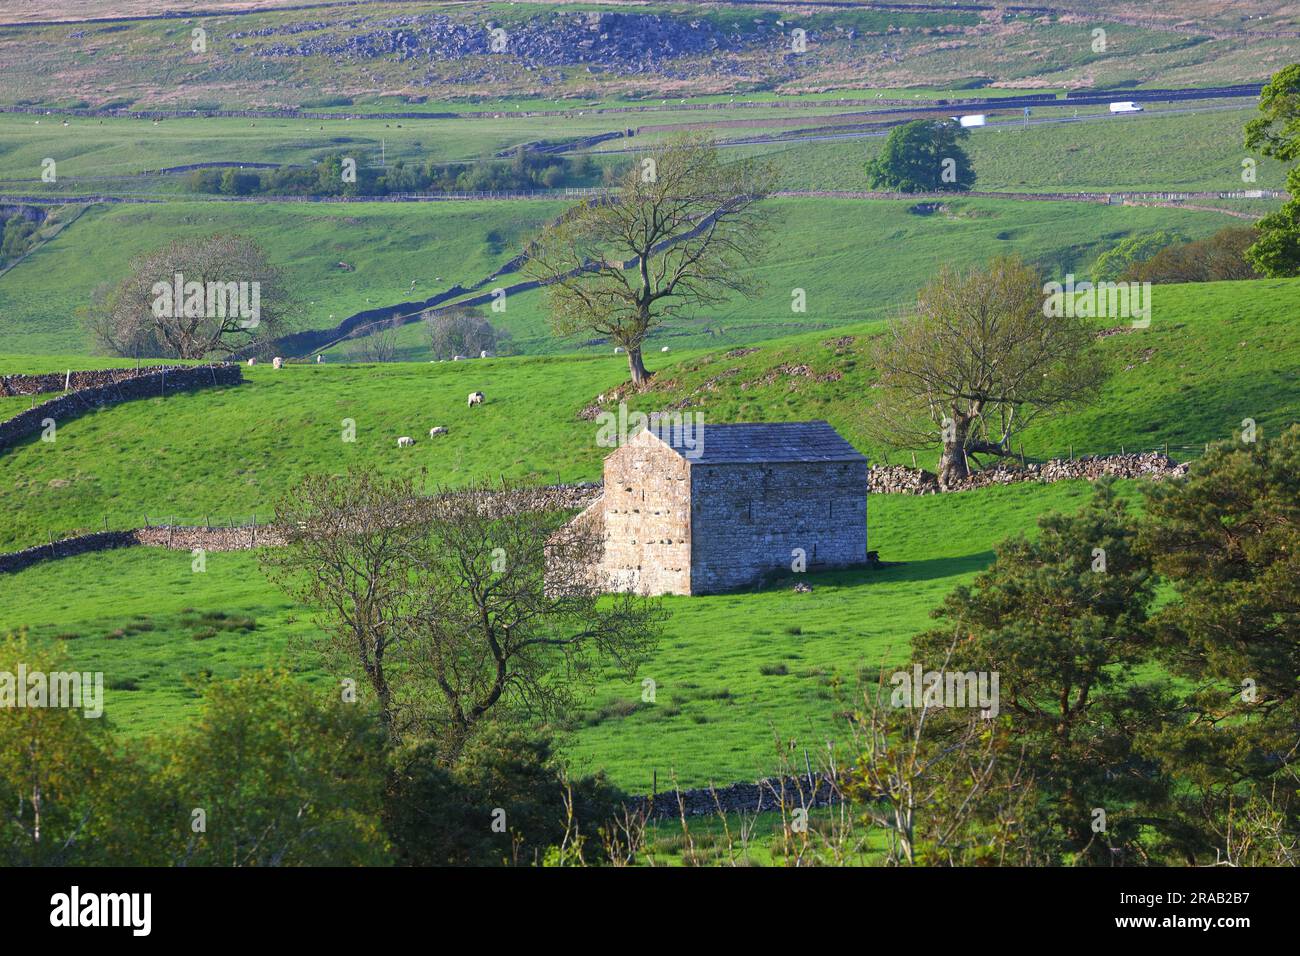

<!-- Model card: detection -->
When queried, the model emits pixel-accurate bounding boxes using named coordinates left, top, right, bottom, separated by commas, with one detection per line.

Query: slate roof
left=649, top=420, right=867, bottom=465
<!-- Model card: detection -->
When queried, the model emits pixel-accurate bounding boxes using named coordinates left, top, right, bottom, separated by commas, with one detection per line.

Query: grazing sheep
left=480, top=350, right=491, bottom=359
left=429, top=426, right=448, bottom=437
left=660, top=346, right=670, bottom=353
left=453, top=355, right=466, bottom=361
left=614, top=347, right=625, bottom=354
left=467, top=391, right=484, bottom=407
left=272, top=356, right=284, bottom=369
left=316, top=355, right=323, bottom=364
left=397, top=436, right=415, bottom=447
left=247, top=358, right=257, bottom=366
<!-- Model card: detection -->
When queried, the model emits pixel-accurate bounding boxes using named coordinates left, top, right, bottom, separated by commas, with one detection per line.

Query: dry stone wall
left=631, top=774, right=841, bottom=820
left=867, top=452, right=1190, bottom=495
left=0, top=364, right=242, bottom=449
left=0, top=366, right=198, bottom=397
left=0, top=483, right=602, bottom=575
left=0, top=524, right=284, bottom=574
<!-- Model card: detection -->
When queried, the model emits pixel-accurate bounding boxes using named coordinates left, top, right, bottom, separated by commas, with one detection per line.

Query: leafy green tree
left=910, top=484, right=1170, bottom=864
left=1090, top=230, right=1183, bottom=283
left=865, top=119, right=975, bottom=192
left=219, top=168, right=261, bottom=196
left=384, top=723, right=624, bottom=866
left=1123, top=226, right=1259, bottom=284
left=1136, top=425, right=1300, bottom=864
left=1244, top=64, right=1300, bottom=276
left=0, top=214, right=37, bottom=263
left=159, top=671, right=389, bottom=866
left=0, top=634, right=169, bottom=866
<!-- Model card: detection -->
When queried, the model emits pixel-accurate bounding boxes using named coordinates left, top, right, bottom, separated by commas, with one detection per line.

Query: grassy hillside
left=759, top=106, right=1292, bottom=194
left=324, top=197, right=1250, bottom=356
left=0, top=477, right=1113, bottom=788
left=1, top=276, right=1295, bottom=555
left=0, top=195, right=1245, bottom=355
left=0, top=199, right=567, bottom=354
left=1, top=274, right=1295, bottom=789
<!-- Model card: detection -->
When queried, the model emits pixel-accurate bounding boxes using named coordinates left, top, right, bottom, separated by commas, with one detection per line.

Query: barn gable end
left=599, top=429, right=692, bottom=595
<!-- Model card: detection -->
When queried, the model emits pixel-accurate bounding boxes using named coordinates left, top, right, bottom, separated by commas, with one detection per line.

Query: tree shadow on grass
left=872, top=551, right=994, bottom=584
left=757, top=550, right=995, bottom=593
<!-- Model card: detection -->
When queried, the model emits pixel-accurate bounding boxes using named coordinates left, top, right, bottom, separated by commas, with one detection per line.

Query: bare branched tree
left=868, top=255, right=1106, bottom=487
left=525, top=133, right=776, bottom=387
left=424, top=306, right=509, bottom=360
left=413, top=483, right=664, bottom=757
left=82, top=233, right=292, bottom=360
left=260, top=470, right=432, bottom=745
left=345, top=319, right=402, bottom=363
left=261, top=473, right=662, bottom=756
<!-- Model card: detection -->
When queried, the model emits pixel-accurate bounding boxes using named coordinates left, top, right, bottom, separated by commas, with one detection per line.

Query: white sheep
left=479, top=350, right=491, bottom=359
left=660, top=346, right=670, bottom=353
left=429, top=426, right=448, bottom=437
left=397, top=436, right=415, bottom=447
left=467, top=391, right=484, bottom=407
left=614, top=347, right=624, bottom=354
left=247, top=358, right=257, bottom=366
left=453, top=354, right=466, bottom=361
left=272, top=356, right=284, bottom=369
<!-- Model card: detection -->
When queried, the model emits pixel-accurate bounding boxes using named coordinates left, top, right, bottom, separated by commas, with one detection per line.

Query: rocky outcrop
left=232, top=12, right=755, bottom=73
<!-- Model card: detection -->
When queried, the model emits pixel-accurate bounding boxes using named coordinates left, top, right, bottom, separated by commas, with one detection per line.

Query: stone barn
left=568, top=421, right=868, bottom=595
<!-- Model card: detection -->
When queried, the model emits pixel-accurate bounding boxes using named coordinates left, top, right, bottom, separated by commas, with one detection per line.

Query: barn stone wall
left=599, top=431, right=692, bottom=595
left=689, top=460, right=867, bottom=594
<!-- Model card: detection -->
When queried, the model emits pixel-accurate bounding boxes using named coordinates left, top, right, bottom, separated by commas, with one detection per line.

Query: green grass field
left=1, top=40, right=1297, bottom=810
left=1, top=272, right=1296, bottom=789
left=757, top=106, right=1291, bottom=194
left=0, top=195, right=1247, bottom=355
left=0, top=477, right=1111, bottom=789
left=2, top=276, right=1295, bottom=554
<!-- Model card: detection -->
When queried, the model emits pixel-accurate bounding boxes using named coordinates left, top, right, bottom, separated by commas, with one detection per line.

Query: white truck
left=1109, top=101, right=1143, bottom=113
left=957, top=114, right=987, bottom=127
